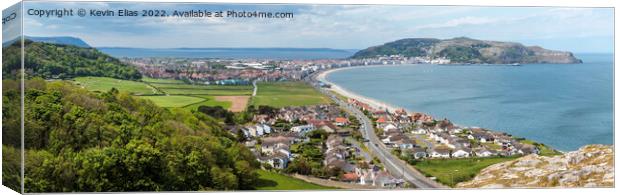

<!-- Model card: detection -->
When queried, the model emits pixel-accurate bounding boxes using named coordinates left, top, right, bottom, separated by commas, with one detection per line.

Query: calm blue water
left=98, top=47, right=356, bottom=60
left=327, top=54, right=613, bottom=151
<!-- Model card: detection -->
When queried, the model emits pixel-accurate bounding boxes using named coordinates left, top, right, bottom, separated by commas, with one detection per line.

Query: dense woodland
left=2, top=40, right=141, bottom=80
left=2, top=78, right=260, bottom=192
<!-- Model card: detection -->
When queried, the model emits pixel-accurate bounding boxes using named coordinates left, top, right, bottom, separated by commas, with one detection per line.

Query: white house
left=291, top=124, right=315, bottom=134
left=411, top=128, right=427, bottom=134
left=452, top=149, right=471, bottom=158
left=383, top=124, right=398, bottom=132
left=474, top=149, right=496, bottom=157
left=430, top=148, right=451, bottom=158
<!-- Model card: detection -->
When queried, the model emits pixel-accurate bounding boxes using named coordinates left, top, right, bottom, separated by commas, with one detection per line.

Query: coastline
left=315, top=65, right=581, bottom=154
left=317, top=65, right=417, bottom=115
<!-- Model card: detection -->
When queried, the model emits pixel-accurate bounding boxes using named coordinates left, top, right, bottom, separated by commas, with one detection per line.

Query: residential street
left=308, top=73, right=446, bottom=189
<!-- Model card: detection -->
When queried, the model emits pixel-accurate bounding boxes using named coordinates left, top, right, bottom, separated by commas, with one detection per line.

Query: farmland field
left=74, top=77, right=161, bottom=95
left=255, top=170, right=334, bottom=190
left=152, top=83, right=253, bottom=96
left=141, top=77, right=186, bottom=84
left=251, top=82, right=332, bottom=107
left=76, top=77, right=252, bottom=111
left=136, top=95, right=205, bottom=108
left=183, top=95, right=233, bottom=110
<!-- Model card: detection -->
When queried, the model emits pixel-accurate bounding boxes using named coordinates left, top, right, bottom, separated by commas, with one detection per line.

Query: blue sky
left=18, top=2, right=614, bottom=52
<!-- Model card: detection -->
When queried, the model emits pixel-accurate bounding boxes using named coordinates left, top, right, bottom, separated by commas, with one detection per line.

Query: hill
left=2, top=79, right=260, bottom=192
left=457, top=145, right=613, bottom=188
left=351, top=37, right=582, bottom=64
left=2, top=39, right=141, bottom=80
left=27, top=36, right=91, bottom=48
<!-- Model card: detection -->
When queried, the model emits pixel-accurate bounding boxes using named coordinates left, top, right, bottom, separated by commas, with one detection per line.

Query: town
left=117, top=54, right=548, bottom=188
left=120, top=54, right=451, bottom=86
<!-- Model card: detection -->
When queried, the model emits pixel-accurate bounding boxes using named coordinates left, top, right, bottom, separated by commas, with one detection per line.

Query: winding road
left=308, top=72, right=446, bottom=189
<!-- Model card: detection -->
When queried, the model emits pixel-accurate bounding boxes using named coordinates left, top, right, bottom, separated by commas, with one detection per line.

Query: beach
left=316, top=66, right=415, bottom=114
left=319, top=56, right=612, bottom=151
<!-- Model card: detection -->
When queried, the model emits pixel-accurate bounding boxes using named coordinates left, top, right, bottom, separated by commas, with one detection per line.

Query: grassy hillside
left=3, top=79, right=260, bottom=192
left=2, top=40, right=141, bottom=80
left=74, top=76, right=160, bottom=95
left=255, top=170, right=334, bottom=190
left=413, top=156, right=519, bottom=187
left=251, top=82, right=332, bottom=108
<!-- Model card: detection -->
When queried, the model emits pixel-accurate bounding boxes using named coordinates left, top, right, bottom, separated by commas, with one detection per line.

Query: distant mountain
left=2, top=39, right=140, bottom=80
left=26, top=36, right=91, bottom=48
left=97, top=47, right=357, bottom=60
left=351, top=37, right=582, bottom=64
left=3, top=36, right=91, bottom=48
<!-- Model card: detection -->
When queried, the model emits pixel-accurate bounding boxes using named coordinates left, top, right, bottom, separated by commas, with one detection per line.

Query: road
left=308, top=72, right=446, bottom=189
left=252, top=80, right=258, bottom=96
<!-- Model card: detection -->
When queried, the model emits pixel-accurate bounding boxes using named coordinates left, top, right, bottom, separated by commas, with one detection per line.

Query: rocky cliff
left=457, top=145, right=613, bottom=188
left=351, top=37, right=583, bottom=64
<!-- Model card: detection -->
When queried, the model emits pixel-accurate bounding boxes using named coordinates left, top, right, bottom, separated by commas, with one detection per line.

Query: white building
left=291, top=124, right=315, bottom=134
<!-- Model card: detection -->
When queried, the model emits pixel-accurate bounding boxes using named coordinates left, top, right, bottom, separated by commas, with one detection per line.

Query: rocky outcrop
left=457, top=145, right=614, bottom=188
left=351, top=37, right=582, bottom=64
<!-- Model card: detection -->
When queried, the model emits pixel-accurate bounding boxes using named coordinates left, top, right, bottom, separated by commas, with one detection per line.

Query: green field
left=255, top=170, right=334, bottom=190
left=413, top=157, right=518, bottom=187
left=159, top=88, right=253, bottom=96
left=183, top=95, right=232, bottom=110
left=74, top=77, right=161, bottom=95
left=136, top=95, right=205, bottom=108
left=151, top=83, right=253, bottom=96
left=141, top=77, right=186, bottom=84
left=251, top=82, right=332, bottom=108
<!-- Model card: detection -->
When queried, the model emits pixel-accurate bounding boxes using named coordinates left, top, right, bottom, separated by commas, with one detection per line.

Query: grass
left=413, top=156, right=519, bottom=187
left=74, top=77, right=160, bottom=95
left=136, top=95, right=205, bottom=108
left=159, top=88, right=253, bottom=95
left=74, top=77, right=240, bottom=110
left=255, top=170, right=334, bottom=190
left=251, top=82, right=332, bottom=108
left=183, top=95, right=232, bottom=110
left=141, top=77, right=186, bottom=84
left=151, top=83, right=253, bottom=96
left=519, top=139, right=562, bottom=156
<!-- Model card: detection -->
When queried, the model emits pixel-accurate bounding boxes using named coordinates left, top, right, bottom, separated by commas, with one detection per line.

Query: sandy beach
left=316, top=66, right=415, bottom=114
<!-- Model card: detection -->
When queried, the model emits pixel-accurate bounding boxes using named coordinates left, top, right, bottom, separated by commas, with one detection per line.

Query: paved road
left=252, top=80, right=258, bottom=96
left=307, top=72, right=446, bottom=189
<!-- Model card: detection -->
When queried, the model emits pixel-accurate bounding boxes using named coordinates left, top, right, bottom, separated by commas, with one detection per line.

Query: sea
left=326, top=53, right=613, bottom=151
left=98, top=47, right=356, bottom=60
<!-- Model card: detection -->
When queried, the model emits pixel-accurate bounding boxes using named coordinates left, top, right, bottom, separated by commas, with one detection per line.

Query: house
left=341, top=172, right=359, bottom=183
left=317, top=122, right=339, bottom=134
left=290, top=124, right=315, bottom=134
left=411, top=128, right=427, bottom=134
left=452, top=148, right=471, bottom=158
left=517, top=144, right=540, bottom=155
left=395, top=137, right=416, bottom=149
left=261, top=136, right=294, bottom=154
left=334, top=117, right=350, bottom=126
left=474, top=149, right=497, bottom=157
left=246, top=124, right=272, bottom=137
left=258, top=152, right=289, bottom=169
left=409, top=147, right=428, bottom=159
left=383, top=123, right=398, bottom=132
left=376, top=116, right=387, bottom=124
left=373, top=171, right=404, bottom=188
left=430, top=148, right=451, bottom=158
left=454, top=138, right=471, bottom=148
